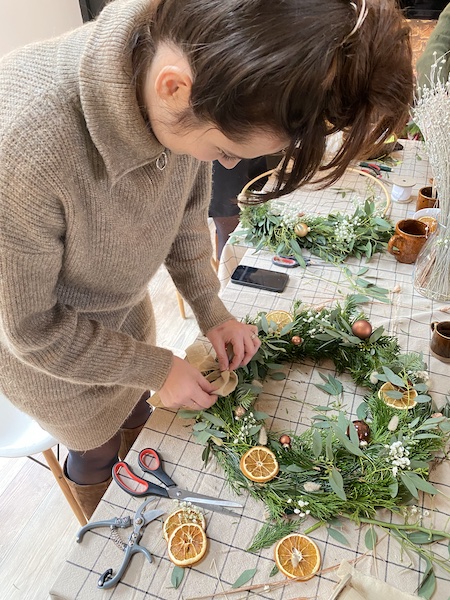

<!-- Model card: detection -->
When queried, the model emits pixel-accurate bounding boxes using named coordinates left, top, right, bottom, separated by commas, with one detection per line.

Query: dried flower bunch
left=413, top=54, right=450, bottom=300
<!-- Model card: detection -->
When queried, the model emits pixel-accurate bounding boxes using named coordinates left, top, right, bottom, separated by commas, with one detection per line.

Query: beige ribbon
left=148, top=342, right=238, bottom=407
left=185, top=342, right=238, bottom=396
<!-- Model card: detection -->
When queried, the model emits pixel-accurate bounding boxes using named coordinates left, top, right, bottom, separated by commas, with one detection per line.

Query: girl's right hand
left=158, top=356, right=218, bottom=410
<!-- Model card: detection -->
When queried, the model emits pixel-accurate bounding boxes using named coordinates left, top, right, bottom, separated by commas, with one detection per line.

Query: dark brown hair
left=132, top=0, right=413, bottom=200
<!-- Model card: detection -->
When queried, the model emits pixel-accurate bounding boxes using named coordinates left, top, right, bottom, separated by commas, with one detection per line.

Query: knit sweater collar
left=78, top=0, right=165, bottom=183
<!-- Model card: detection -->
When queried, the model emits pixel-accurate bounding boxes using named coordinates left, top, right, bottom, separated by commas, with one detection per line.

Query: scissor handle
left=112, top=461, right=169, bottom=498
left=138, top=448, right=176, bottom=488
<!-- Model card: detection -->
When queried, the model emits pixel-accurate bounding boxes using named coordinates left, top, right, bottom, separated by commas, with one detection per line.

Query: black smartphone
left=230, top=265, right=289, bottom=293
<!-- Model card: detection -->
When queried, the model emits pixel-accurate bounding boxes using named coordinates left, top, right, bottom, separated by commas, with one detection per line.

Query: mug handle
left=430, top=321, right=438, bottom=332
left=387, top=234, right=403, bottom=255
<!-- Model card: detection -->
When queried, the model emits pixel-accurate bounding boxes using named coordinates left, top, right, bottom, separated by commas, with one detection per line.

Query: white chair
left=0, top=391, right=87, bottom=525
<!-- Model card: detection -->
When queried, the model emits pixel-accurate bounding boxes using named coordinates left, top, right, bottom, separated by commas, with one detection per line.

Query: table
left=50, top=141, right=450, bottom=600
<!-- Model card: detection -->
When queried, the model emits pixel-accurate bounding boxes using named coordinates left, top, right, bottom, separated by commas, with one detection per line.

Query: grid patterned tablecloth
left=50, top=141, right=450, bottom=600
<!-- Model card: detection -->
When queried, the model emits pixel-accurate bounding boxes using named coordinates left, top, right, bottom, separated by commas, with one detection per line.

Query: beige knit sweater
left=0, top=0, right=232, bottom=451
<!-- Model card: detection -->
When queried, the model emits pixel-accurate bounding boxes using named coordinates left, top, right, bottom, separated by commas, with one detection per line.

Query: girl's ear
left=154, top=65, right=193, bottom=110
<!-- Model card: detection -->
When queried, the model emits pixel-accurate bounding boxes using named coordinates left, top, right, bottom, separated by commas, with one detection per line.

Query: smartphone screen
left=230, top=265, right=289, bottom=293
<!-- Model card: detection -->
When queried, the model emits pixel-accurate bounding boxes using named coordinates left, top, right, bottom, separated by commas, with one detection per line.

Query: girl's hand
left=206, top=319, right=260, bottom=372
left=158, top=356, right=218, bottom=410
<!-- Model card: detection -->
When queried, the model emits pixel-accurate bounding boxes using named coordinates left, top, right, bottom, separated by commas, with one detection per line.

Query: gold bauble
left=294, top=222, right=310, bottom=237
left=291, top=335, right=303, bottom=345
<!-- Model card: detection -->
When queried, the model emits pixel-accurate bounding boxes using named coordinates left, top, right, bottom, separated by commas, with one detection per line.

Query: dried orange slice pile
left=167, top=522, right=207, bottom=567
left=240, top=446, right=279, bottom=483
left=265, top=310, right=293, bottom=332
left=163, top=507, right=206, bottom=542
left=378, top=382, right=418, bottom=410
left=164, top=506, right=207, bottom=567
left=274, top=533, right=321, bottom=580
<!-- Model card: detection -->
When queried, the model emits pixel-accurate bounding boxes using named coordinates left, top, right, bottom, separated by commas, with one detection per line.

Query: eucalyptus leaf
left=389, top=479, right=398, bottom=498
left=232, top=567, right=257, bottom=589
left=171, top=565, right=185, bottom=589
left=356, top=402, right=368, bottom=420
left=365, top=527, right=377, bottom=550
left=382, top=367, right=406, bottom=388
left=312, top=429, right=323, bottom=458
left=204, top=413, right=227, bottom=428
left=407, top=474, right=438, bottom=495
left=177, top=409, right=201, bottom=419
left=418, top=560, right=436, bottom=599
left=269, top=564, right=279, bottom=577
left=193, top=430, right=213, bottom=445
left=270, top=371, right=286, bottom=380
left=400, top=472, right=419, bottom=499
left=368, top=326, right=384, bottom=344
left=328, top=527, right=350, bottom=546
left=326, top=430, right=334, bottom=461
left=329, top=467, right=347, bottom=500
left=415, top=394, right=432, bottom=404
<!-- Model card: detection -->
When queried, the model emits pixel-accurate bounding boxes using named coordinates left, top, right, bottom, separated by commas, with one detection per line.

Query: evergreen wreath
left=179, top=295, right=450, bottom=591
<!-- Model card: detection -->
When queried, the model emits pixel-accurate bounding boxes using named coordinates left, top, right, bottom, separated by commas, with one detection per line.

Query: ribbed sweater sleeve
left=0, top=119, right=173, bottom=392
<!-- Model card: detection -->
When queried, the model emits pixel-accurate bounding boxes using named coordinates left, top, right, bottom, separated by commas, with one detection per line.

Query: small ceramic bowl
left=413, top=207, right=441, bottom=221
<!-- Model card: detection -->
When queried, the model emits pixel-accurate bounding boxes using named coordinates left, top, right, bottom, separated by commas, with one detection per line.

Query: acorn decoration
left=347, top=420, right=370, bottom=443
left=279, top=434, right=291, bottom=449
left=351, top=319, right=373, bottom=340
left=291, top=335, right=303, bottom=345
left=294, top=222, right=310, bottom=237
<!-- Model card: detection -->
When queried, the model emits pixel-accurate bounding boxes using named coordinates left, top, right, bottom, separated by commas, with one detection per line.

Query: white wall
left=0, top=0, right=83, bottom=58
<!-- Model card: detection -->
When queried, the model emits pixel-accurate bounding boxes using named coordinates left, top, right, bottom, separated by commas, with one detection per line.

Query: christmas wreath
left=179, top=295, right=450, bottom=593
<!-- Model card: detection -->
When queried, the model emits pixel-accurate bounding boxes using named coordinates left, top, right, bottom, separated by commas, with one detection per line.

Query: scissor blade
left=167, top=487, right=243, bottom=509
left=142, top=508, right=165, bottom=524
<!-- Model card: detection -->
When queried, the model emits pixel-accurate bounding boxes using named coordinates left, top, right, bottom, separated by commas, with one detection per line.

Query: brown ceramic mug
left=387, top=219, right=429, bottom=264
left=430, top=321, right=450, bottom=363
left=416, top=186, right=439, bottom=212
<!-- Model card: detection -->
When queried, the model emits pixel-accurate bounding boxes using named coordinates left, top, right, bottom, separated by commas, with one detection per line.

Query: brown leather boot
left=63, top=461, right=111, bottom=520
left=118, top=423, right=146, bottom=460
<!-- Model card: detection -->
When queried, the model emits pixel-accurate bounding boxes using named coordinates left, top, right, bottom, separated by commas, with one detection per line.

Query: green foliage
left=232, top=199, right=393, bottom=266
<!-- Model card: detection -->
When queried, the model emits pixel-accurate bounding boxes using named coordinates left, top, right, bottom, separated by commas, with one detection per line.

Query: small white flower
left=359, top=440, right=368, bottom=447
left=392, top=466, right=398, bottom=477
left=294, top=508, right=300, bottom=514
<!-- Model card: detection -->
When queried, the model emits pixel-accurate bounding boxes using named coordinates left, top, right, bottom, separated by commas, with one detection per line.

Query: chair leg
left=42, top=448, right=87, bottom=525
left=176, top=290, right=186, bottom=319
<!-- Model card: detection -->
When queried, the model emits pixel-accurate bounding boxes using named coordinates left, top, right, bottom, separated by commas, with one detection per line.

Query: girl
left=0, top=0, right=413, bottom=518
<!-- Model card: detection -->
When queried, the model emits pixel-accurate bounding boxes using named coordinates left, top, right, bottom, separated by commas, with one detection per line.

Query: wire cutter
left=358, top=162, right=382, bottom=178
left=112, top=447, right=243, bottom=516
left=76, top=497, right=165, bottom=590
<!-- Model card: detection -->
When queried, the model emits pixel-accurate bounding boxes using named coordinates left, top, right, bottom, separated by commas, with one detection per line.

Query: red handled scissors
left=112, top=448, right=243, bottom=517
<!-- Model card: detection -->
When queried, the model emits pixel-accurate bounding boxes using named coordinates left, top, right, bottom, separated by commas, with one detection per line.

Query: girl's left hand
left=206, top=319, right=260, bottom=372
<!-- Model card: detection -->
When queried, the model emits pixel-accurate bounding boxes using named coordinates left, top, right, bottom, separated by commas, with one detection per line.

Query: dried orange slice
left=265, top=310, right=293, bottom=332
left=167, top=522, right=207, bottom=567
left=163, top=507, right=206, bottom=542
left=378, top=382, right=418, bottom=410
left=240, top=446, right=279, bottom=482
left=274, top=533, right=321, bottom=580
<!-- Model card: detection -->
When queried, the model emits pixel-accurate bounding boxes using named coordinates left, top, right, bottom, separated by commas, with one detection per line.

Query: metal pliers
left=76, top=497, right=165, bottom=590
